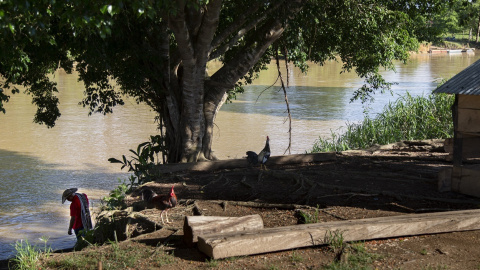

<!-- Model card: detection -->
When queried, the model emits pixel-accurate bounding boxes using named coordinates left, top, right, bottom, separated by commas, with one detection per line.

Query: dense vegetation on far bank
left=311, top=93, right=454, bottom=152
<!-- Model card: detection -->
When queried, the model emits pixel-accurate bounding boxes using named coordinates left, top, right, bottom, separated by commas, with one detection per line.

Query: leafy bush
left=101, top=179, right=129, bottom=210
left=109, top=135, right=165, bottom=189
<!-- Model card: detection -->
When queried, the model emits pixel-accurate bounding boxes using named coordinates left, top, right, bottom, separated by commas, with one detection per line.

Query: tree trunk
left=157, top=0, right=304, bottom=163
left=476, top=10, right=480, bottom=43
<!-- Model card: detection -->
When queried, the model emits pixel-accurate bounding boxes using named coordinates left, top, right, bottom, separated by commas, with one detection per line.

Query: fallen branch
left=320, top=209, right=348, bottom=220
left=153, top=153, right=337, bottom=174
left=296, top=181, right=480, bottom=205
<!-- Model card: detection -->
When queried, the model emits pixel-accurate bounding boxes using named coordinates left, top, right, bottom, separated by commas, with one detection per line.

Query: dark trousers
left=74, top=226, right=84, bottom=238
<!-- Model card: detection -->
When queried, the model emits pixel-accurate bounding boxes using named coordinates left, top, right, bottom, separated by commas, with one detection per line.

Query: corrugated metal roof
left=433, top=58, right=480, bottom=95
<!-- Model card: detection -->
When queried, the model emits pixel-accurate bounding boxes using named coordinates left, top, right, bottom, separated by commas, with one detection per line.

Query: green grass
left=322, top=241, right=381, bottom=270
left=348, top=242, right=380, bottom=266
left=297, top=206, right=321, bottom=224
left=154, top=250, right=175, bottom=266
left=206, top=258, right=219, bottom=267
left=10, top=237, right=52, bottom=270
left=311, top=93, right=454, bottom=152
left=290, top=250, right=304, bottom=263
left=43, top=241, right=174, bottom=270
left=324, top=230, right=346, bottom=254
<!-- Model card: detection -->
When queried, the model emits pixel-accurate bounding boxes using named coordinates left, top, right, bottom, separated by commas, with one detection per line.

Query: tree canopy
left=0, top=0, right=452, bottom=163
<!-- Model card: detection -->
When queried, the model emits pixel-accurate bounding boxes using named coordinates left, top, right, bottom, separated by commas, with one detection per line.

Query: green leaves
left=0, top=88, right=10, bottom=114
left=109, top=135, right=166, bottom=188
left=7, top=23, right=14, bottom=33
left=101, top=179, right=128, bottom=210
left=100, top=5, right=113, bottom=15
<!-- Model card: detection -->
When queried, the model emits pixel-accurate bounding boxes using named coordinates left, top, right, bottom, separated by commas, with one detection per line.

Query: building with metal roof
left=434, top=58, right=480, bottom=198
left=433, top=59, right=480, bottom=95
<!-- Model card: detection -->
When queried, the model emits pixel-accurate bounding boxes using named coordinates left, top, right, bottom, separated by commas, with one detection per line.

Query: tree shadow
left=156, top=153, right=480, bottom=215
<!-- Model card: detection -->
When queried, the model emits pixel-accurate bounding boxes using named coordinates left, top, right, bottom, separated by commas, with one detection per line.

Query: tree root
left=129, top=212, right=164, bottom=230
left=320, top=209, right=348, bottom=220
left=201, top=173, right=225, bottom=190
left=240, top=176, right=253, bottom=189
left=150, top=228, right=181, bottom=256
left=198, top=199, right=317, bottom=210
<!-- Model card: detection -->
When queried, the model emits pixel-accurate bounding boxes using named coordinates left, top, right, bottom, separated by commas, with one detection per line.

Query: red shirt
left=70, top=194, right=89, bottom=230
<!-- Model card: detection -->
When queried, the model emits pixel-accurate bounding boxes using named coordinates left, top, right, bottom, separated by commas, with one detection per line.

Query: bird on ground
left=141, top=185, right=177, bottom=224
left=246, top=136, right=270, bottom=170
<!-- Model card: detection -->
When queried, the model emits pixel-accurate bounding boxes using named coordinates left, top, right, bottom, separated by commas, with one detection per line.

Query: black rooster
left=246, top=136, right=270, bottom=170
left=141, top=185, right=177, bottom=224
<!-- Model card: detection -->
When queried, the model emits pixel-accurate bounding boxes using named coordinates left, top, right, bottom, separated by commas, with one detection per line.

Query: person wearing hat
left=62, top=188, right=93, bottom=237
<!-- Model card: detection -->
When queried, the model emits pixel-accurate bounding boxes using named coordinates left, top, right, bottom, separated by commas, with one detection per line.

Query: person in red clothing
left=62, top=188, right=93, bottom=237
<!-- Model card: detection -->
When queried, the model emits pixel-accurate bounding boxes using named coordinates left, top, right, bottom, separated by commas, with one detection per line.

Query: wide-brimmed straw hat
left=62, top=188, right=78, bottom=204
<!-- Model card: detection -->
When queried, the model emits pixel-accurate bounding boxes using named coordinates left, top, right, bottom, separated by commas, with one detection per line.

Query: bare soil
left=39, top=140, right=480, bottom=269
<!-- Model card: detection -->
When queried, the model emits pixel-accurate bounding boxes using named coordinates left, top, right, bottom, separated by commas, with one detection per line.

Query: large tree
left=0, top=0, right=450, bottom=163
left=453, top=0, right=480, bottom=42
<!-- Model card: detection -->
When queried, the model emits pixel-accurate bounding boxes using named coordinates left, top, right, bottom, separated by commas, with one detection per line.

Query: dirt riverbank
left=10, top=139, right=480, bottom=269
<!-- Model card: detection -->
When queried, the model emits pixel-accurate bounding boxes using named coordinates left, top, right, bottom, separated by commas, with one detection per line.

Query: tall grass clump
left=311, top=93, right=454, bottom=152
left=10, top=237, right=52, bottom=270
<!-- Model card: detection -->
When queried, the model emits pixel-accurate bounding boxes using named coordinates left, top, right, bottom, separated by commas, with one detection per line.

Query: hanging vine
left=275, top=46, right=292, bottom=155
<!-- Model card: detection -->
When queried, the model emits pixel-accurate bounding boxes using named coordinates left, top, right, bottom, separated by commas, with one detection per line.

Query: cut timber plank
left=451, top=165, right=480, bottom=198
left=154, top=153, right=336, bottom=174
left=183, top=215, right=264, bottom=247
left=458, top=108, right=480, bottom=133
left=198, top=209, right=480, bottom=259
left=458, top=94, right=480, bottom=109
left=445, top=136, right=480, bottom=159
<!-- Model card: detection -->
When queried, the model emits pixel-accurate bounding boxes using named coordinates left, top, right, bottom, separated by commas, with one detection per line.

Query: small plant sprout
left=290, top=250, right=304, bottom=263
left=206, top=258, right=218, bottom=268
left=325, top=230, right=346, bottom=254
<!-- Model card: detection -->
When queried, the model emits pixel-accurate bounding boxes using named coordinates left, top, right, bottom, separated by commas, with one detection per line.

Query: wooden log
left=198, top=209, right=480, bottom=259
left=183, top=215, right=264, bottom=247
left=154, top=153, right=336, bottom=174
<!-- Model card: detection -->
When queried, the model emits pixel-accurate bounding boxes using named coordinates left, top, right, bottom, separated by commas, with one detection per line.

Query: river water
left=1, top=53, right=479, bottom=259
